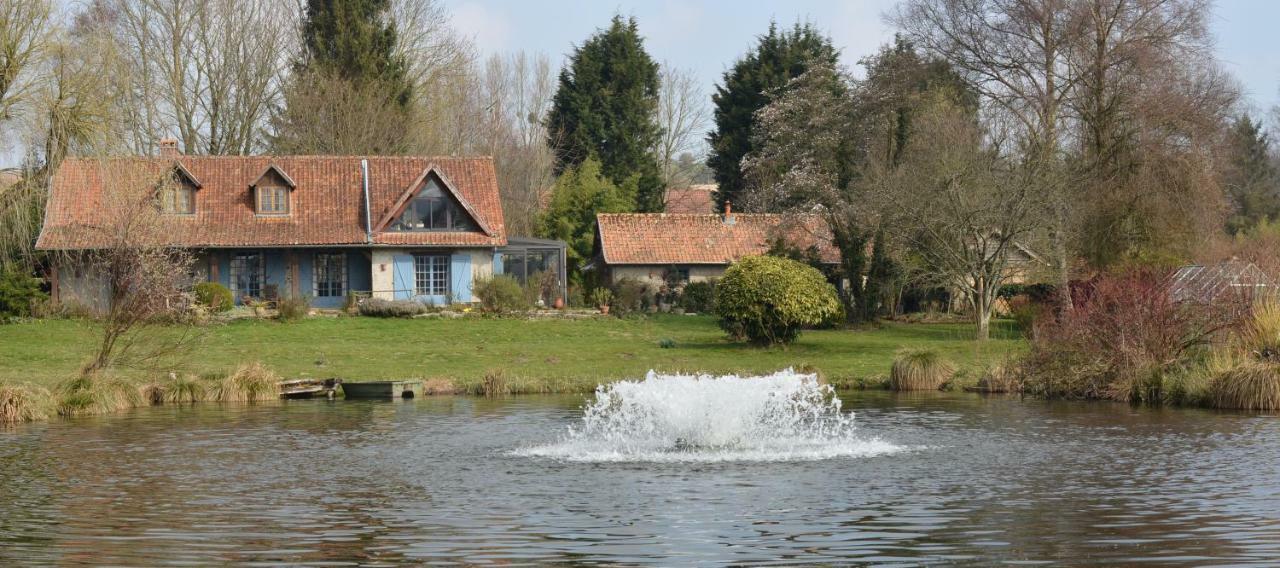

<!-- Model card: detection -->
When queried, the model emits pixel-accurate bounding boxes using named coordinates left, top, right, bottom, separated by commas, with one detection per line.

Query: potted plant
left=244, top=297, right=268, bottom=318
left=590, top=288, right=613, bottom=315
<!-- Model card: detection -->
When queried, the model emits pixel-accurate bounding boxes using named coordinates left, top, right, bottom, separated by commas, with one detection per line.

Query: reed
left=975, top=364, right=1020, bottom=393
left=480, top=369, right=511, bottom=397
left=0, top=383, right=53, bottom=424
left=889, top=348, right=955, bottom=391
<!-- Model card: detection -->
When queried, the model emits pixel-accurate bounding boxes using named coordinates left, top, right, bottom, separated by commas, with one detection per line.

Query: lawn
left=0, top=315, right=1025, bottom=392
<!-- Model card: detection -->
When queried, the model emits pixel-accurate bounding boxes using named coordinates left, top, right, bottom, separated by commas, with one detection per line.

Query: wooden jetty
left=340, top=380, right=423, bottom=399
left=278, top=378, right=342, bottom=399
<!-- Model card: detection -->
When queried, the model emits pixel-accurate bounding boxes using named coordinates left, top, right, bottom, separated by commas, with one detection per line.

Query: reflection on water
left=1, top=391, right=1279, bottom=565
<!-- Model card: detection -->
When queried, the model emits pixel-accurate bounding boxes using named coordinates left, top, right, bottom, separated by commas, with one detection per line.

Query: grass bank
left=0, top=315, right=1023, bottom=396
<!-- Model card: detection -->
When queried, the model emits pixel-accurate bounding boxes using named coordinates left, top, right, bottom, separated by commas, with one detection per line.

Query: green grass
left=0, top=315, right=1025, bottom=393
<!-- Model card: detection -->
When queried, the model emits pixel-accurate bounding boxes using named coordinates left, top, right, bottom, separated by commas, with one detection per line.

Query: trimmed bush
left=680, top=280, right=716, bottom=313
left=890, top=348, right=955, bottom=391
left=0, top=383, right=52, bottom=424
left=715, top=255, right=841, bottom=345
left=277, top=296, right=310, bottom=322
left=193, top=282, right=233, bottom=313
left=358, top=298, right=427, bottom=318
left=474, top=276, right=531, bottom=314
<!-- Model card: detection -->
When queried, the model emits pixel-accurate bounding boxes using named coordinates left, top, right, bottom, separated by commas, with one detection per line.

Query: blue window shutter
left=492, top=252, right=504, bottom=276
left=392, top=254, right=414, bottom=300
left=451, top=253, right=472, bottom=302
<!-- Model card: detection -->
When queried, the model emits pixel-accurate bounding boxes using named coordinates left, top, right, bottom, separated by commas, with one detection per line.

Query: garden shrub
left=1016, top=269, right=1241, bottom=402
left=680, top=280, right=716, bottom=314
left=890, top=348, right=955, bottom=391
left=715, top=255, right=841, bottom=345
left=276, top=296, right=310, bottom=322
left=357, top=298, right=427, bottom=318
left=611, top=277, right=652, bottom=316
left=193, top=282, right=233, bottom=313
left=474, top=276, right=530, bottom=314
left=589, top=287, right=613, bottom=309
left=0, top=267, right=46, bottom=319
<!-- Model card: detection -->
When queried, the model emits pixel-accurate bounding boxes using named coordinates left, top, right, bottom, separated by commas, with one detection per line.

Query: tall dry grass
left=890, top=349, right=955, bottom=391
left=1209, top=359, right=1280, bottom=410
left=0, top=383, right=53, bottom=424
left=208, top=363, right=280, bottom=402
left=55, top=374, right=143, bottom=417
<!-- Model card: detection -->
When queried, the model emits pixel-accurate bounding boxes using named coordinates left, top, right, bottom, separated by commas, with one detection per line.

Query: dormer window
left=391, top=177, right=475, bottom=231
left=257, top=185, right=289, bottom=215
left=251, top=164, right=296, bottom=216
left=158, top=163, right=200, bottom=215
left=161, top=183, right=195, bottom=214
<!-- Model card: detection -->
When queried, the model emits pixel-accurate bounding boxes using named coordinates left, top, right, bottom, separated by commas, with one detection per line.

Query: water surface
left=1, top=389, right=1278, bottom=565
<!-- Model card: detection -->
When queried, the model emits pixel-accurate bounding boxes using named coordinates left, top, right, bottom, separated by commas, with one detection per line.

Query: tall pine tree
left=546, top=16, right=664, bottom=212
left=298, top=0, right=411, bottom=104
left=1224, top=114, right=1280, bottom=234
left=271, top=0, right=415, bottom=154
left=707, top=23, right=838, bottom=212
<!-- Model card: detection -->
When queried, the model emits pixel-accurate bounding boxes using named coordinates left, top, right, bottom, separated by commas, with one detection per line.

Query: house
left=35, top=141, right=565, bottom=309
left=593, top=209, right=840, bottom=286
left=664, top=183, right=718, bottom=214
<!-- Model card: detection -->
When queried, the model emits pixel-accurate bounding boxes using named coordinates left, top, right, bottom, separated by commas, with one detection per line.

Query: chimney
left=723, top=201, right=735, bottom=225
left=159, top=138, right=179, bottom=158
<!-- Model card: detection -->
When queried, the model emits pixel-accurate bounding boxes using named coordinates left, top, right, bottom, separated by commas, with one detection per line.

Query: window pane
left=429, top=199, right=448, bottom=229
left=314, top=253, right=345, bottom=297
left=231, top=253, right=262, bottom=299
left=413, top=254, right=449, bottom=296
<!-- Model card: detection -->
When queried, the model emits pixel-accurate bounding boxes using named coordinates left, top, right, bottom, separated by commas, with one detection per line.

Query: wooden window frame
left=256, top=185, right=290, bottom=216
left=313, top=252, right=347, bottom=298
left=160, top=184, right=196, bottom=215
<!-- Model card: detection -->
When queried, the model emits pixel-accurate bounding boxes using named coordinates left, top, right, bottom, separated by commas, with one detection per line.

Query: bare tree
left=1, top=13, right=124, bottom=270
left=654, top=64, right=710, bottom=191
left=893, top=0, right=1083, bottom=306
left=871, top=99, right=1047, bottom=340
left=91, top=0, right=294, bottom=155
left=72, top=159, right=198, bottom=373
left=0, top=0, right=52, bottom=130
left=436, top=51, right=558, bottom=235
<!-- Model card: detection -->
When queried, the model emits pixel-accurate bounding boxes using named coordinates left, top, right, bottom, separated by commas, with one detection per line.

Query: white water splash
left=516, top=369, right=905, bottom=463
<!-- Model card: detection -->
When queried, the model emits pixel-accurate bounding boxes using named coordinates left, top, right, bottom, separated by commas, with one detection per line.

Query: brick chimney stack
left=723, top=201, right=735, bottom=225
left=159, top=138, right=179, bottom=157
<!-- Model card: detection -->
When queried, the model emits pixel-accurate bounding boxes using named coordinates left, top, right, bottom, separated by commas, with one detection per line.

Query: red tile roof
left=664, top=184, right=718, bottom=214
left=36, top=155, right=506, bottom=249
left=596, top=213, right=839, bottom=265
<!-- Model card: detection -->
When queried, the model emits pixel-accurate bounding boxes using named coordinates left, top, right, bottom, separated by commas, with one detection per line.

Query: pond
left=1, top=372, right=1278, bottom=565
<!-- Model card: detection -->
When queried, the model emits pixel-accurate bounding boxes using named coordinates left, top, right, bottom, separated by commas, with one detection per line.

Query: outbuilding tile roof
left=664, top=184, right=718, bottom=214
left=36, top=155, right=506, bottom=249
left=595, top=213, right=839, bottom=265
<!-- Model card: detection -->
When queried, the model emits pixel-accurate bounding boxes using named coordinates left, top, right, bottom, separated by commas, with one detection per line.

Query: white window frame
left=413, top=254, right=449, bottom=296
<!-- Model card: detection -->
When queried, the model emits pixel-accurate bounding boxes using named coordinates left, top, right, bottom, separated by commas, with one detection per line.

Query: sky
left=444, top=0, right=1280, bottom=115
